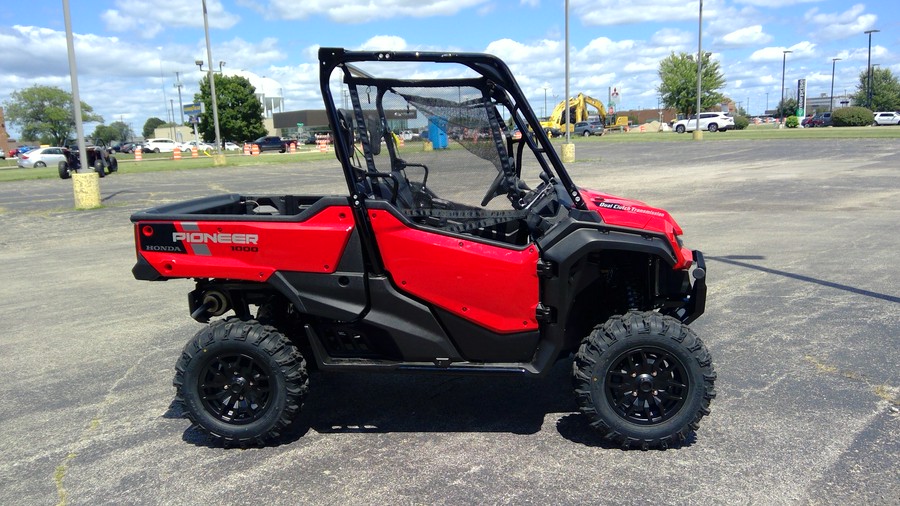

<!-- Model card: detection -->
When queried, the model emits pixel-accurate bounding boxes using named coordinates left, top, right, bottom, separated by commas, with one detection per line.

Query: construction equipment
left=540, top=93, right=607, bottom=136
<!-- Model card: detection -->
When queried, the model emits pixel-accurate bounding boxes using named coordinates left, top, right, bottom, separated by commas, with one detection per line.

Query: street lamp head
left=195, top=60, right=204, bottom=70
left=864, top=29, right=880, bottom=35
left=783, top=50, right=792, bottom=55
left=832, top=57, right=842, bottom=62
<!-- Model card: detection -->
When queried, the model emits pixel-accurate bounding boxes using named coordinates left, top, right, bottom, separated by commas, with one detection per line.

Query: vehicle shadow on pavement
left=295, top=359, right=577, bottom=437
left=709, top=255, right=900, bottom=304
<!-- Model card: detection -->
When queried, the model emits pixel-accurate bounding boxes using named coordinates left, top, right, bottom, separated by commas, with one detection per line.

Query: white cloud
left=717, top=25, right=772, bottom=47
left=804, top=4, right=877, bottom=41
left=749, top=41, right=817, bottom=62
left=651, top=29, right=693, bottom=49
left=733, top=0, right=820, bottom=6
left=359, top=36, right=408, bottom=51
left=102, top=0, right=239, bottom=36
left=573, top=0, right=699, bottom=26
left=254, top=0, right=489, bottom=23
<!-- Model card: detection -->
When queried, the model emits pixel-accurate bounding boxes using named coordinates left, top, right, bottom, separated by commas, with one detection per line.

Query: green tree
left=657, top=52, right=726, bottom=116
left=195, top=74, right=266, bottom=145
left=774, top=97, right=798, bottom=119
left=850, top=67, right=900, bottom=111
left=3, top=85, right=102, bottom=146
left=143, top=117, right=165, bottom=138
left=93, top=120, right=133, bottom=145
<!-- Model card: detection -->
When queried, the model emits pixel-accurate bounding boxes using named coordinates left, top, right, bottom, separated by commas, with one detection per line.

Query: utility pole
left=864, top=29, right=879, bottom=109
left=174, top=71, right=185, bottom=125
left=830, top=58, right=841, bottom=112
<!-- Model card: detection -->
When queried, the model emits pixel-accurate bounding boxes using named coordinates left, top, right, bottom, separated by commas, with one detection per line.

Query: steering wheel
left=481, top=170, right=507, bottom=207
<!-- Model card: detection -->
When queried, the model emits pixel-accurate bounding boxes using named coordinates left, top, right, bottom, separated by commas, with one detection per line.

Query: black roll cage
left=317, top=47, right=587, bottom=212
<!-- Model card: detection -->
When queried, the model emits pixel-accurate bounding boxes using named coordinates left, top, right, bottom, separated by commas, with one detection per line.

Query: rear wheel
left=582, top=130, right=590, bottom=137
left=174, top=318, right=309, bottom=446
left=573, top=312, right=716, bottom=449
left=34, top=161, right=47, bottom=168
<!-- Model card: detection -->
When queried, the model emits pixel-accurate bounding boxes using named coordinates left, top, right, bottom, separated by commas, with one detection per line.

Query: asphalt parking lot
left=0, top=138, right=897, bottom=505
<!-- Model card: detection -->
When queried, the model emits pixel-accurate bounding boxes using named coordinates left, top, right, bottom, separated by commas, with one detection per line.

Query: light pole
left=157, top=47, right=169, bottom=130
left=202, top=0, right=223, bottom=156
left=542, top=86, right=549, bottom=118
left=780, top=50, right=792, bottom=127
left=864, top=29, right=879, bottom=109
left=829, top=57, right=841, bottom=112
left=693, top=0, right=703, bottom=140
left=766, top=92, right=769, bottom=114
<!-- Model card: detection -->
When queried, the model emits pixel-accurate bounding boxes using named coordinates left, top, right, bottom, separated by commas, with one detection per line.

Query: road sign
left=183, top=102, right=202, bottom=116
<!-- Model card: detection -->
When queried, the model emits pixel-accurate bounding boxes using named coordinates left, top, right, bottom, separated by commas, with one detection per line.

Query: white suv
left=673, top=112, right=735, bottom=133
left=873, top=111, right=900, bottom=126
left=142, top=138, right=178, bottom=153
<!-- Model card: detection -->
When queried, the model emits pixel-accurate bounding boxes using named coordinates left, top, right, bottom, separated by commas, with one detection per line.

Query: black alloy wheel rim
left=199, top=353, right=273, bottom=424
left=603, top=347, right=689, bottom=425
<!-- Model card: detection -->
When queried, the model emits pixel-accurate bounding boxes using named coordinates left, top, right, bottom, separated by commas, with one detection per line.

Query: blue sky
left=0, top=0, right=895, bottom=138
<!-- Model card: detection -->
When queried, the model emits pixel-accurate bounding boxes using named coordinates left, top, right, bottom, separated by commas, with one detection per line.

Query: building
left=225, top=70, right=285, bottom=119
left=805, top=93, right=856, bottom=113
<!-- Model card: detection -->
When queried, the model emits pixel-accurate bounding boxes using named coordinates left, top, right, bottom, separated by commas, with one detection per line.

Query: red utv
left=131, top=48, right=715, bottom=449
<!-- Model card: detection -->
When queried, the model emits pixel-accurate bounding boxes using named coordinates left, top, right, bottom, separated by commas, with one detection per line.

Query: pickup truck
left=131, top=47, right=714, bottom=449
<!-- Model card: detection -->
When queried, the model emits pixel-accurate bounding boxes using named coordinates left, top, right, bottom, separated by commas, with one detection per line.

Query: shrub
left=733, top=115, right=749, bottom=130
left=785, top=115, right=799, bottom=128
left=832, top=106, right=874, bottom=127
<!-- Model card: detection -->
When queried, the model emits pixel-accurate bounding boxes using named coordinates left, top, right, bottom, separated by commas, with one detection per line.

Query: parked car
left=573, top=120, right=604, bottom=137
left=673, top=112, right=735, bottom=133
left=251, top=136, right=287, bottom=153
left=873, top=111, right=900, bottom=126
left=17, top=147, right=68, bottom=168
left=180, top=140, right=214, bottom=152
left=118, top=142, right=140, bottom=154
left=806, top=112, right=833, bottom=128
left=142, top=138, right=178, bottom=153
left=224, top=142, right=241, bottom=151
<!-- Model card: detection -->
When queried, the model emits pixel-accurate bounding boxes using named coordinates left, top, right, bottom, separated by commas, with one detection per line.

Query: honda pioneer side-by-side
left=131, top=48, right=715, bottom=449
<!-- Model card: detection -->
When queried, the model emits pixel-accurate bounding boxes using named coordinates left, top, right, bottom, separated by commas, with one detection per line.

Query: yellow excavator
left=540, top=93, right=607, bottom=136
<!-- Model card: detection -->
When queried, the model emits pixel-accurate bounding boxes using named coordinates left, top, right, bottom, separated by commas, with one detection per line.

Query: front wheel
left=675, top=125, right=685, bottom=134
left=174, top=318, right=309, bottom=446
left=573, top=312, right=716, bottom=449
left=708, top=123, right=718, bottom=132
left=94, top=160, right=105, bottom=177
left=58, top=161, right=71, bottom=179
left=582, top=130, right=590, bottom=137
left=34, top=161, right=47, bottom=168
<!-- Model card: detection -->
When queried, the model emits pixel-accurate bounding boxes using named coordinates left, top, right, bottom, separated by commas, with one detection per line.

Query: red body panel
left=580, top=188, right=693, bottom=269
left=136, top=206, right=355, bottom=281
left=368, top=210, right=540, bottom=334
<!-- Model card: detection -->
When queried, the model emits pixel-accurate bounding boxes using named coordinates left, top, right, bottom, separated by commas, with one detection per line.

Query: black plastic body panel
left=434, top=309, right=540, bottom=363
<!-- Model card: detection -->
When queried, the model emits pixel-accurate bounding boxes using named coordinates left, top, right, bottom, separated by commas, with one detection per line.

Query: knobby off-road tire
left=58, top=161, right=71, bottom=179
left=174, top=318, right=309, bottom=446
left=94, top=160, right=105, bottom=177
left=573, top=311, right=716, bottom=450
